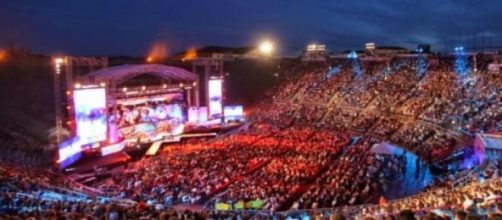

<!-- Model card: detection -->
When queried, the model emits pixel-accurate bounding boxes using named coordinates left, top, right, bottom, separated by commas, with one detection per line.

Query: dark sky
left=1, top=0, right=501, bottom=56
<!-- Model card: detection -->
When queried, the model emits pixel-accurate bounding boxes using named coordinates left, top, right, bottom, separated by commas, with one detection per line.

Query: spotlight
left=259, top=40, right=274, bottom=55
left=54, top=57, right=64, bottom=64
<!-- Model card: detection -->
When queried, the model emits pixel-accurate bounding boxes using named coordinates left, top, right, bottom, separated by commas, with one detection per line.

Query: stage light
left=141, top=86, right=146, bottom=91
left=259, top=40, right=274, bottom=55
left=146, top=56, right=153, bottom=63
left=183, top=47, right=198, bottom=61
left=54, top=57, right=64, bottom=75
left=54, top=57, right=64, bottom=64
left=163, top=84, right=167, bottom=88
left=347, top=51, right=358, bottom=59
left=454, top=46, right=470, bottom=77
left=122, top=87, right=127, bottom=92
left=417, top=50, right=427, bottom=78
left=0, top=49, right=7, bottom=61
left=193, top=82, right=197, bottom=86
left=100, top=82, right=106, bottom=87
left=74, top=83, right=81, bottom=89
left=179, top=83, right=184, bottom=88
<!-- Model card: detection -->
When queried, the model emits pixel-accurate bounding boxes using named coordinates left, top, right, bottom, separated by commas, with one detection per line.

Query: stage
left=63, top=122, right=249, bottom=175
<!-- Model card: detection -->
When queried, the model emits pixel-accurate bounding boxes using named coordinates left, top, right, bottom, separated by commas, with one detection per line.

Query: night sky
left=1, top=0, right=501, bottom=56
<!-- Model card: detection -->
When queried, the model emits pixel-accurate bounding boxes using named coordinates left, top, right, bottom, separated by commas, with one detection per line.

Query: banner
left=215, top=202, right=232, bottom=211
left=234, top=200, right=244, bottom=210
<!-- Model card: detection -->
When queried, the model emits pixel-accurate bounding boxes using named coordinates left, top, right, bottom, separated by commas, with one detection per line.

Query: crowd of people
left=1, top=54, right=502, bottom=219
left=212, top=128, right=349, bottom=211
left=1, top=158, right=500, bottom=219
left=293, top=140, right=407, bottom=210
left=261, top=56, right=502, bottom=161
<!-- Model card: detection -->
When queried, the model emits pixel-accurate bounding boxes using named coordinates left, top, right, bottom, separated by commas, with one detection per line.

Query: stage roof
left=85, top=64, right=197, bottom=84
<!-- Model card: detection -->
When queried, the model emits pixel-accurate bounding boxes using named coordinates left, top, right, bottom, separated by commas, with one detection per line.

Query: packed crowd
left=354, top=161, right=501, bottom=219
left=293, top=139, right=407, bottom=209
left=1, top=159, right=500, bottom=219
left=1, top=54, right=502, bottom=219
left=96, top=133, right=271, bottom=205
left=260, top=56, right=502, bottom=161
left=212, top=128, right=349, bottom=211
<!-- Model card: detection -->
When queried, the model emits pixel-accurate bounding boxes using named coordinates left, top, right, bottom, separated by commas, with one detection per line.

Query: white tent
left=475, top=133, right=502, bottom=161
left=83, top=64, right=198, bottom=85
left=370, top=142, right=405, bottom=155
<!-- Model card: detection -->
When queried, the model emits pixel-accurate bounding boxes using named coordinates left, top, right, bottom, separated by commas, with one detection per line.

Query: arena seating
left=1, top=55, right=502, bottom=219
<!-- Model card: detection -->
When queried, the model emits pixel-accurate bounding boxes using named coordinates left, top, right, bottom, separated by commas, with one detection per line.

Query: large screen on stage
left=208, top=79, right=223, bottom=120
left=108, top=102, right=184, bottom=142
left=188, top=106, right=208, bottom=124
left=73, top=88, right=107, bottom=145
left=224, top=105, right=244, bottom=122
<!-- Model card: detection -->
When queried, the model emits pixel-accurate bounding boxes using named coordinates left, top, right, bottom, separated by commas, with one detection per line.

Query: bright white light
left=208, top=79, right=223, bottom=119
left=259, top=40, right=274, bottom=55
left=54, top=57, right=64, bottom=64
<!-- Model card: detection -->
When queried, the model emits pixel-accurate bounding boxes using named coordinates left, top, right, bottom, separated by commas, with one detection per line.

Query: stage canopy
left=83, top=64, right=197, bottom=85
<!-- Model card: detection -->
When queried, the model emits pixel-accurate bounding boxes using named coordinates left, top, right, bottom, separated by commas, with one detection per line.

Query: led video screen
left=73, top=88, right=107, bottom=145
left=58, top=137, right=82, bottom=169
left=108, top=102, right=183, bottom=141
left=224, top=105, right=244, bottom=122
left=188, top=106, right=208, bottom=124
left=208, top=79, right=223, bottom=120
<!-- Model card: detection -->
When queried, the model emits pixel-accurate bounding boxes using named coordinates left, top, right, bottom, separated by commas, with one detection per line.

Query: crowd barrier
left=204, top=176, right=500, bottom=218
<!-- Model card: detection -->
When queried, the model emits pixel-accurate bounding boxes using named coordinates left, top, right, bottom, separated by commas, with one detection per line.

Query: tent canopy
left=83, top=64, right=197, bottom=84
left=371, top=142, right=405, bottom=155
left=478, top=134, right=502, bottom=150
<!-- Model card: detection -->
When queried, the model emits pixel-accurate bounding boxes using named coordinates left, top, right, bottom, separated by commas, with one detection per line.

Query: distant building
left=417, top=44, right=431, bottom=54
left=301, top=44, right=328, bottom=62
left=488, top=54, right=502, bottom=73
left=371, top=46, right=409, bottom=57
left=365, top=42, right=376, bottom=50
left=171, top=46, right=259, bottom=61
